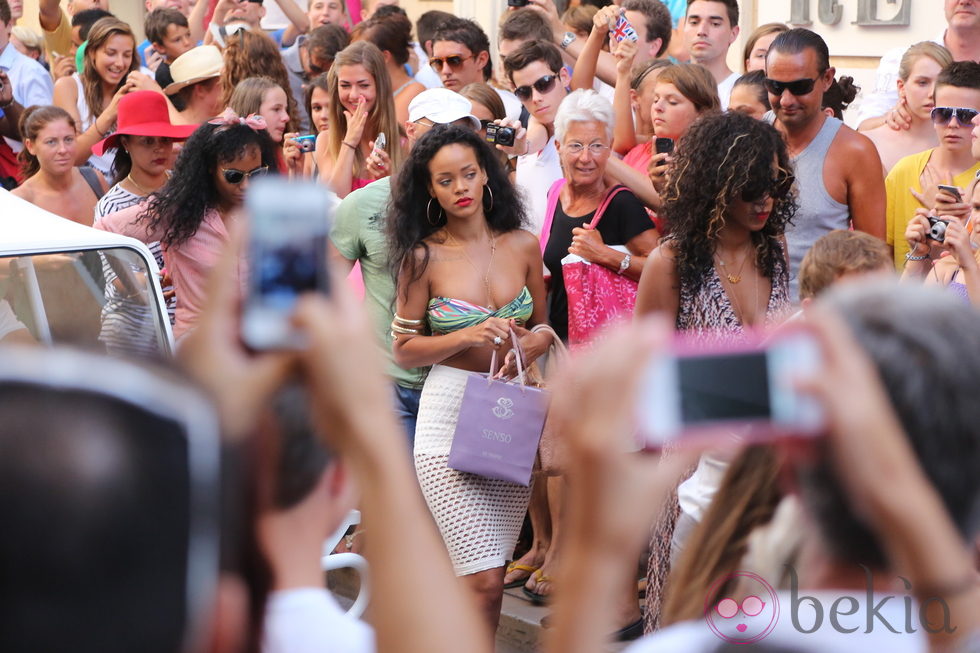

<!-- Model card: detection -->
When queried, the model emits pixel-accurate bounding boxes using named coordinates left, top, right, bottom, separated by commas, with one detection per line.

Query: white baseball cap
left=408, top=88, right=481, bottom=130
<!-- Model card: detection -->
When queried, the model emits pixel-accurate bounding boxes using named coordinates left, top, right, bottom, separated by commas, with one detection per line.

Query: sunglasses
left=764, top=76, right=818, bottom=97
left=221, top=166, right=269, bottom=185
left=930, top=106, right=979, bottom=126
left=429, top=54, right=476, bottom=71
left=716, top=596, right=767, bottom=619
left=740, top=172, right=795, bottom=203
left=514, top=74, right=559, bottom=102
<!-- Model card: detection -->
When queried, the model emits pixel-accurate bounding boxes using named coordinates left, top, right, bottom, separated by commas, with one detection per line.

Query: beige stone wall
left=16, top=0, right=147, bottom=40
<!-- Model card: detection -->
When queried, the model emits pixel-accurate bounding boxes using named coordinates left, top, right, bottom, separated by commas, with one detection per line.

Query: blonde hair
left=326, top=41, right=405, bottom=176
left=798, top=230, right=892, bottom=300
left=898, top=41, right=953, bottom=81
left=11, top=26, right=45, bottom=56
left=82, top=18, right=139, bottom=126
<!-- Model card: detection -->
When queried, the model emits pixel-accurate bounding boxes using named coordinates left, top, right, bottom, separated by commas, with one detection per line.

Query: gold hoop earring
left=484, top=184, right=494, bottom=213
left=426, top=198, right=444, bottom=226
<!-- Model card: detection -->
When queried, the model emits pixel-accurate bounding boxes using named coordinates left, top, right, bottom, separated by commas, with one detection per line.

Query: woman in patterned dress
left=634, top=110, right=797, bottom=632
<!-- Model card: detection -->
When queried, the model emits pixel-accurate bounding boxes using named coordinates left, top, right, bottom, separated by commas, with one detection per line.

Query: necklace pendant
left=726, top=274, right=741, bottom=284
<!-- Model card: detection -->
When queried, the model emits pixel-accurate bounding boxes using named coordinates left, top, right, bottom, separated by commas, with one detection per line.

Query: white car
left=0, top=189, right=174, bottom=357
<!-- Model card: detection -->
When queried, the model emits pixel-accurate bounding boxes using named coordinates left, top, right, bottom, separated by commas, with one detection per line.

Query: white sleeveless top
left=72, top=73, right=116, bottom=177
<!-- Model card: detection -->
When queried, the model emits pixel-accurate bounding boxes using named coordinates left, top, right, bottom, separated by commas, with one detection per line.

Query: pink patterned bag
left=542, top=181, right=636, bottom=349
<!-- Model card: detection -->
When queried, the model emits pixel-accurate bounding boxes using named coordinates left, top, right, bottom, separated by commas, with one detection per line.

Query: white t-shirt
left=718, top=71, right=740, bottom=111
left=516, top=135, right=562, bottom=237
left=625, top=590, right=927, bottom=653
left=413, top=42, right=443, bottom=89
left=262, top=588, right=375, bottom=653
left=496, top=87, right=524, bottom=122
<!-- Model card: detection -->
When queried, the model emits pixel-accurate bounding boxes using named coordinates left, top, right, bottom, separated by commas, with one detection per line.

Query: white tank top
left=72, top=73, right=116, bottom=178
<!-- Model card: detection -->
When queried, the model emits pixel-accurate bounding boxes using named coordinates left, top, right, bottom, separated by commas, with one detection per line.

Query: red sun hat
left=92, top=90, right=197, bottom=157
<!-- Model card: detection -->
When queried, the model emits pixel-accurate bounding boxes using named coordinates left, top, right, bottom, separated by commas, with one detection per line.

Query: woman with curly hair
left=634, top=110, right=796, bottom=634
left=316, top=41, right=405, bottom=197
left=95, top=116, right=279, bottom=339
left=220, top=30, right=299, bottom=132
left=388, top=124, right=552, bottom=635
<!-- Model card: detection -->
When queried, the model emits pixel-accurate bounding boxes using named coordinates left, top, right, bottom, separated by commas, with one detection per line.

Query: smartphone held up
left=635, top=330, right=824, bottom=448
left=241, top=177, right=337, bottom=350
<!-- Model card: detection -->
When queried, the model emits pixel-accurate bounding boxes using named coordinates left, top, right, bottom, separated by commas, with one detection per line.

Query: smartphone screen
left=655, top=137, right=674, bottom=155
left=242, top=178, right=335, bottom=350
left=638, top=333, right=823, bottom=446
left=678, top=352, right=770, bottom=423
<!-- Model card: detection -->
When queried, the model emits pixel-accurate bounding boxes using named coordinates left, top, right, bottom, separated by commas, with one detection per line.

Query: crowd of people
left=2, top=0, right=980, bottom=652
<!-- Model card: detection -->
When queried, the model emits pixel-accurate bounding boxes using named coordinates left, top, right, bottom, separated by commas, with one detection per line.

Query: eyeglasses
left=429, top=54, right=476, bottom=71
left=514, top=74, right=559, bottom=101
left=763, top=76, right=818, bottom=97
left=740, top=171, right=795, bottom=202
left=563, top=142, right=609, bottom=156
left=930, top=106, right=979, bottom=126
left=221, top=166, right=269, bottom=185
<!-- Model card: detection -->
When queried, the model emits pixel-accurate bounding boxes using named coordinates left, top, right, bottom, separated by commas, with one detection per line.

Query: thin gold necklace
left=714, top=245, right=753, bottom=284
left=446, top=227, right=497, bottom=309
left=126, top=173, right=156, bottom=197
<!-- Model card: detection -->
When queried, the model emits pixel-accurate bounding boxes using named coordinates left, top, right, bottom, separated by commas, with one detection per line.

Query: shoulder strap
left=79, top=166, right=105, bottom=200
left=540, top=178, right=567, bottom=254
left=587, top=184, right=629, bottom=230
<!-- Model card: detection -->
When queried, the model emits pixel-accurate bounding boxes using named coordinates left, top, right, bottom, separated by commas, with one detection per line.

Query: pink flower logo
left=704, top=571, right=779, bottom=644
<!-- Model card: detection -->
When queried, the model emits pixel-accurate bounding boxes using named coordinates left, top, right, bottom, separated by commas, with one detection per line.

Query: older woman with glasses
left=543, top=89, right=659, bottom=344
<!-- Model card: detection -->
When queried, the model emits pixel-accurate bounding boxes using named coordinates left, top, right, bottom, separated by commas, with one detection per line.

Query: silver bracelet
left=905, top=249, right=929, bottom=262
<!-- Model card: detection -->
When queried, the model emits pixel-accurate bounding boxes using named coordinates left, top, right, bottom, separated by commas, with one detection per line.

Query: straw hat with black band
left=163, top=45, right=224, bottom=96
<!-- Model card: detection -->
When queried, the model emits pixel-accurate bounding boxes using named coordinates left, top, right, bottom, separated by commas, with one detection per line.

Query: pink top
left=623, top=141, right=652, bottom=173
left=95, top=203, right=239, bottom=340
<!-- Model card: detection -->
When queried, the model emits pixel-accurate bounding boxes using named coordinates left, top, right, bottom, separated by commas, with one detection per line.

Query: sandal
left=522, top=569, right=554, bottom=605
left=503, top=562, right=540, bottom=589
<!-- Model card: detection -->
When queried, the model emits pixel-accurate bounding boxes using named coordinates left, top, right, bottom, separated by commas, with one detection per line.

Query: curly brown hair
left=220, top=29, right=298, bottom=131
left=661, top=111, right=796, bottom=295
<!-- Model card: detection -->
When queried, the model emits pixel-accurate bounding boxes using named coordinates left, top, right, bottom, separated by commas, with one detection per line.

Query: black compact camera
left=927, top=216, right=950, bottom=242
left=485, top=123, right=516, bottom=147
left=507, top=0, right=530, bottom=6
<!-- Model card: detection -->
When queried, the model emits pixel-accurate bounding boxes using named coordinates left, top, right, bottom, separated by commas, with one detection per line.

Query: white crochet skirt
left=414, top=364, right=533, bottom=576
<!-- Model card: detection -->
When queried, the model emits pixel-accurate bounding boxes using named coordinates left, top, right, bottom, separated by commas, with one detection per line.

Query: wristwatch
left=617, top=253, right=631, bottom=275
left=560, top=31, right=577, bottom=50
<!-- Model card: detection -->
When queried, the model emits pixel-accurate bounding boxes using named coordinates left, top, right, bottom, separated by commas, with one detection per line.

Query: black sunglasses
left=931, top=106, right=979, bottom=126
left=429, top=54, right=476, bottom=71
left=740, top=172, right=795, bottom=203
left=764, top=77, right=818, bottom=97
left=514, top=74, right=559, bottom=102
left=221, top=166, right=269, bottom=185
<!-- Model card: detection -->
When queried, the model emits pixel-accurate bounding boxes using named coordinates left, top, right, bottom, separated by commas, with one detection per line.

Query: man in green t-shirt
left=329, top=88, right=480, bottom=443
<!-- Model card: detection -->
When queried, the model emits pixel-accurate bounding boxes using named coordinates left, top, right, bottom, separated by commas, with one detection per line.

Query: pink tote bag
left=542, top=181, right=637, bottom=349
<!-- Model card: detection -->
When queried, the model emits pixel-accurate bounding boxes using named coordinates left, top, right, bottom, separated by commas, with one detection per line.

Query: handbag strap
left=489, top=328, right=528, bottom=388
left=539, top=178, right=567, bottom=254
left=586, top=184, right=629, bottom=230
left=530, top=323, right=569, bottom=361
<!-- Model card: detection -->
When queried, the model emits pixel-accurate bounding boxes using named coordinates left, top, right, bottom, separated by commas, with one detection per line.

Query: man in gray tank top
left=764, top=28, right=887, bottom=300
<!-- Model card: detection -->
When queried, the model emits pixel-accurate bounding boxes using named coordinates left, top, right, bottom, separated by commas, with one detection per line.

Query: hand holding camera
left=939, top=217, right=978, bottom=271
left=904, top=210, right=933, bottom=261
left=486, top=118, right=528, bottom=157
left=282, top=132, right=304, bottom=172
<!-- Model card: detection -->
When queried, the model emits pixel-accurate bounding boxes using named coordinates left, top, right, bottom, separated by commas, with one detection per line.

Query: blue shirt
left=0, top=44, right=54, bottom=108
left=663, top=0, right=687, bottom=27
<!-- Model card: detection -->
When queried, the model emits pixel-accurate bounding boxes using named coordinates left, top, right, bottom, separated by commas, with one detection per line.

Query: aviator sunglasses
left=221, top=165, right=269, bottom=185
left=763, top=76, right=818, bottom=97
left=931, top=106, right=979, bottom=126
left=514, top=74, right=559, bottom=102
left=429, top=54, right=477, bottom=71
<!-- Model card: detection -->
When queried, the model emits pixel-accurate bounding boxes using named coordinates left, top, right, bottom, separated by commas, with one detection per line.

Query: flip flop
left=503, top=562, right=540, bottom=589
left=522, top=569, right=553, bottom=605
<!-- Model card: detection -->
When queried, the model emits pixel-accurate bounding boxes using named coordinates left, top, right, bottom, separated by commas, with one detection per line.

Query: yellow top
left=42, top=9, right=72, bottom=64
left=886, top=148, right=980, bottom=270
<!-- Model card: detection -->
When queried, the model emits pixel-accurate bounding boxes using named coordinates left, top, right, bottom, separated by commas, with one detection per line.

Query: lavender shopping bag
left=448, top=332, right=549, bottom=486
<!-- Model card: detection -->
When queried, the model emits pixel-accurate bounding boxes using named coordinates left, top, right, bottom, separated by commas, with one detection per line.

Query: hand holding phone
left=241, top=178, right=337, bottom=350
left=937, top=184, right=962, bottom=203
left=636, top=331, right=824, bottom=448
left=654, top=137, right=674, bottom=155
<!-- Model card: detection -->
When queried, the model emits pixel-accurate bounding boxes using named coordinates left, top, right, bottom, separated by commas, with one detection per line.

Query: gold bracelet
left=390, top=324, right=421, bottom=335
